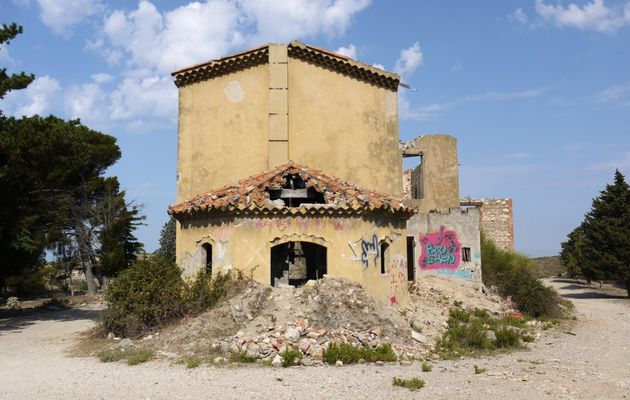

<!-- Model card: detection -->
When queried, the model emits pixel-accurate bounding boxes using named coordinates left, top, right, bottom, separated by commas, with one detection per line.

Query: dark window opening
left=270, top=241, right=327, bottom=287
left=380, top=241, right=390, bottom=274
left=462, top=247, right=471, bottom=263
left=406, top=236, right=415, bottom=281
left=268, top=173, right=326, bottom=207
left=202, top=243, right=212, bottom=274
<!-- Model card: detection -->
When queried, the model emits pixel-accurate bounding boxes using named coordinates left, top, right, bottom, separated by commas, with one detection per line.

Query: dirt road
left=1, top=279, right=628, bottom=400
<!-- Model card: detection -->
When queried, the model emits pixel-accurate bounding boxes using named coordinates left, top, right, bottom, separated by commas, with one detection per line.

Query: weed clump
left=322, top=343, right=397, bottom=364
left=280, top=348, right=301, bottom=367
left=98, top=347, right=153, bottom=365
left=436, top=307, right=532, bottom=359
left=392, top=377, right=425, bottom=391
left=474, top=365, right=487, bottom=374
left=229, top=351, right=257, bottom=364
left=421, top=362, right=432, bottom=372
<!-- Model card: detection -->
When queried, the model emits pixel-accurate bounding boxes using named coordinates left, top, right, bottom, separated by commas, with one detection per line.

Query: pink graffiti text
left=419, top=226, right=461, bottom=271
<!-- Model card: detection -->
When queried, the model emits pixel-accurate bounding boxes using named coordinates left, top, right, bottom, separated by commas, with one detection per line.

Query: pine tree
left=0, top=24, right=34, bottom=105
left=560, top=225, right=585, bottom=279
left=156, top=217, right=176, bottom=262
left=580, top=170, right=630, bottom=297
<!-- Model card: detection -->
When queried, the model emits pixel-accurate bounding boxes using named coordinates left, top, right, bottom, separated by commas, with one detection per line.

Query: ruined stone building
left=168, top=41, right=492, bottom=305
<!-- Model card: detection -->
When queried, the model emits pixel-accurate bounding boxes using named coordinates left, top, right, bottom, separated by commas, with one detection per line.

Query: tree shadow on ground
left=561, top=291, right=628, bottom=300
left=0, top=307, right=101, bottom=335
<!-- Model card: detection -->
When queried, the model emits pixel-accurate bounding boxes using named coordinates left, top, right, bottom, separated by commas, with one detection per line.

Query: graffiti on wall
left=348, top=234, right=379, bottom=268
left=419, top=226, right=461, bottom=271
left=387, top=255, right=407, bottom=305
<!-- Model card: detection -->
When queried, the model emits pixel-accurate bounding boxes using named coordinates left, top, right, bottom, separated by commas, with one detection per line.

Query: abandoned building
left=168, top=41, right=505, bottom=304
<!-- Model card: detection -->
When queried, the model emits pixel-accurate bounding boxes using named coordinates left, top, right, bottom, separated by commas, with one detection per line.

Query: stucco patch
left=224, top=80, right=245, bottom=103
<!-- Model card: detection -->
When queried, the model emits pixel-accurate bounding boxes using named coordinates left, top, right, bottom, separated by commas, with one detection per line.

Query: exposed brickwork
left=460, top=198, right=514, bottom=251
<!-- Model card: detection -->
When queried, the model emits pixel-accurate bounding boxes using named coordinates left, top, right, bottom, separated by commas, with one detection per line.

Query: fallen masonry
left=105, top=275, right=517, bottom=366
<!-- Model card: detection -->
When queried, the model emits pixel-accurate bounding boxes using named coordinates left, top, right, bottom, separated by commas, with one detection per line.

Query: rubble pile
left=140, top=275, right=514, bottom=365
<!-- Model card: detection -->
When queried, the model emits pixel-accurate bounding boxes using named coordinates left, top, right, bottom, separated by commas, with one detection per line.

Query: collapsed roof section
left=171, top=41, right=400, bottom=90
left=169, top=162, right=416, bottom=219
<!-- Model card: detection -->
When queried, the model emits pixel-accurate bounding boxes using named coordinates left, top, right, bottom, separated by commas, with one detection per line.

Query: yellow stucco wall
left=287, top=58, right=402, bottom=197
left=176, top=64, right=269, bottom=202
left=405, top=134, right=460, bottom=213
left=176, top=214, right=409, bottom=306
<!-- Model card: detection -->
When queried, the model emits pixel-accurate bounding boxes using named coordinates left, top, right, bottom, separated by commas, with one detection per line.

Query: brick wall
left=460, top=198, right=514, bottom=251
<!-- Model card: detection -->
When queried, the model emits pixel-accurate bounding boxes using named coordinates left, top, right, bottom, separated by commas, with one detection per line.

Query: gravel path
left=1, top=278, right=628, bottom=400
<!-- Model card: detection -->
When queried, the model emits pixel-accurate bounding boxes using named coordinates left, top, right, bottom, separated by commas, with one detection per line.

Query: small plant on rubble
left=421, top=362, right=432, bottom=372
left=280, top=348, right=301, bottom=367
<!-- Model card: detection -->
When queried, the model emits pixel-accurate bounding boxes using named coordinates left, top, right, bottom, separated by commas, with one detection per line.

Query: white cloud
left=335, top=44, right=357, bottom=59
left=534, top=0, right=630, bottom=33
left=37, top=0, right=105, bottom=36
left=240, top=0, right=371, bottom=43
left=509, top=8, right=529, bottom=24
left=1, top=75, right=60, bottom=116
left=372, top=63, right=385, bottom=70
left=502, top=152, right=532, bottom=160
left=0, top=44, right=13, bottom=64
left=110, top=76, right=177, bottom=120
left=400, top=88, right=546, bottom=121
left=97, top=0, right=245, bottom=74
left=95, top=0, right=371, bottom=75
left=596, top=82, right=630, bottom=104
left=91, top=73, right=114, bottom=84
left=394, top=42, right=423, bottom=79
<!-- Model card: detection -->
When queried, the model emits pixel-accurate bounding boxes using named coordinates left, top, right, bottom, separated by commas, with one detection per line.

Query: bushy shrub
left=101, top=257, right=186, bottom=337
left=101, top=256, right=244, bottom=337
left=322, top=343, right=397, bottom=364
left=280, top=348, right=301, bottom=367
left=437, top=307, right=529, bottom=359
left=481, top=234, right=562, bottom=318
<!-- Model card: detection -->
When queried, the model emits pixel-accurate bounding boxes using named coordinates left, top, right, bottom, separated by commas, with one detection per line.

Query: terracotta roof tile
left=169, top=162, right=416, bottom=218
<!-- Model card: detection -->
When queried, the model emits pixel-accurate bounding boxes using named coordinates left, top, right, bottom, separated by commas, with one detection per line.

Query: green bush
left=322, top=343, right=397, bottom=364
left=421, top=362, right=432, bottom=372
left=229, top=351, right=257, bottom=364
left=481, top=234, right=562, bottom=318
left=280, top=348, right=301, bottom=367
left=393, top=377, right=425, bottom=391
left=101, top=256, right=245, bottom=337
left=437, top=308, right=528, bottom=359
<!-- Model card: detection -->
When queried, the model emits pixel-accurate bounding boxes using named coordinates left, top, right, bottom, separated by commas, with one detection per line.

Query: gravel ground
left=1, top=278, right=628, bottom=400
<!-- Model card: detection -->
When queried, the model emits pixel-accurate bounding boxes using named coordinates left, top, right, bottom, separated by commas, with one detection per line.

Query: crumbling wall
left=406, top=207, right=482, bottom=284
left=461, top=198, right=514, bottom=251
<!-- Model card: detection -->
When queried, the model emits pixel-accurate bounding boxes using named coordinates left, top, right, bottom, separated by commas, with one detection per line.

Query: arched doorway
left=270, top=241, right=327, bottom=286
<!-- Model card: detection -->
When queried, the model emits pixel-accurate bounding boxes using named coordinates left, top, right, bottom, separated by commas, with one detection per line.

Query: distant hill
left=532, top=256, right=566, bottom=278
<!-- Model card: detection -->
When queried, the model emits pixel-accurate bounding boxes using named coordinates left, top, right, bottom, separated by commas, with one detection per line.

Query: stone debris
left=148, top=274, right=515, bottom=366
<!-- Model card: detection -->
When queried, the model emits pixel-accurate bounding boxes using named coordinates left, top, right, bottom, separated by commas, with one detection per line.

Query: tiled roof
left=170, top=41, right=400, bottom=90
left=169, top=162, right=416, bottom=218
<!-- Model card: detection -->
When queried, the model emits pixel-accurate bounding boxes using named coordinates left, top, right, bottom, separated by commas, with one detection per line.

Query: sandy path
left=1, top=278, right=628, bottom=400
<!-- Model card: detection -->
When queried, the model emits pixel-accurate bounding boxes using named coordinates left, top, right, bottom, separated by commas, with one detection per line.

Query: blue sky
left=1, top=0, right=629, bottom=256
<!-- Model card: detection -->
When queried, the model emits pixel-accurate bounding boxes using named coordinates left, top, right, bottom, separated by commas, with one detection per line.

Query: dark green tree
left=0, top=24, right=34, bottom=106
left=156, top=217, right=176, bottom=262
left=97, top=178, right=145, bottom=280
left=579, top=170, right=630, bottom=297
left=559, top=226, right=585, bottom=279
left=1, top=24, right=143, bottom=294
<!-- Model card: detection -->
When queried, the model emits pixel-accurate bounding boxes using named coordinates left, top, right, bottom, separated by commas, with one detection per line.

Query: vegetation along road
left=1, top=279, right=628, bottom=400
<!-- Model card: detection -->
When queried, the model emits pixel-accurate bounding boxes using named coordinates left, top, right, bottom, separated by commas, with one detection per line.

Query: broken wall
left=176, top=214, right=410, bottom=306
left=461, top=198, right=514, bottom=251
